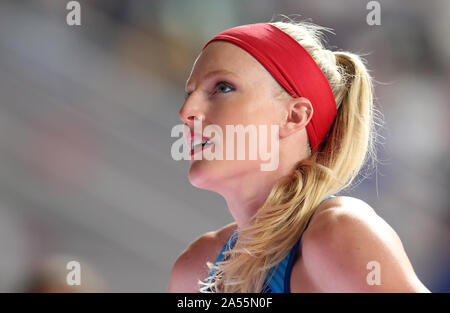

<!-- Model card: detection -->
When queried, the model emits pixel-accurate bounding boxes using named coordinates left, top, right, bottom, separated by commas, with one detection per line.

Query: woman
left=168, top=18, right=430, bottom=293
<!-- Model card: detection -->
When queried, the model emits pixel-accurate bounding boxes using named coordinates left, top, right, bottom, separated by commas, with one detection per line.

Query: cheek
left=202, top=95, right=281, bottom=166
left=211, top=94, right=282, bottom=127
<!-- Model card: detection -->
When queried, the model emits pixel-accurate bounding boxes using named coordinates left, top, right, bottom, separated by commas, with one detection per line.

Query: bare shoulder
left=297, top=196, right=430, bottom=292
left=167, top=222, right=237, bottom=292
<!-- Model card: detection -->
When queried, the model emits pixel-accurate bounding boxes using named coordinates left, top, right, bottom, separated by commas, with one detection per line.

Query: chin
left=188, top=159, right=220, bottom=190
left=188, top=159, right=258, bottom=193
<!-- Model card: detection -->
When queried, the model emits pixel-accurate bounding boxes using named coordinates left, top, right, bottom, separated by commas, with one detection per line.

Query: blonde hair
left=198, top=16, right=383, bottom=293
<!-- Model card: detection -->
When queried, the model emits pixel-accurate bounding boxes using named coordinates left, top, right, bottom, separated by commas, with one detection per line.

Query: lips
left=187, top=133, right=214, bottom=157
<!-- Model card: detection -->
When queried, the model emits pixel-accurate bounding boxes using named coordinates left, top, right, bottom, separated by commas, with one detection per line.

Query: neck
left=216, top=135, right=310, bottom=230
left=223, top=181, right=273, bottom=230
left=220, top=160, right=297, bottom=230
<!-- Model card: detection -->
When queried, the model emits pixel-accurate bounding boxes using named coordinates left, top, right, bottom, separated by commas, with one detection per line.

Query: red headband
left=202, top=23, right=337, bottom=151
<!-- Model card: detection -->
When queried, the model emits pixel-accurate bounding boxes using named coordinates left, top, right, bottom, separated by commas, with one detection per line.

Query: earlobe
left=279, top=97, right=313, bottom=138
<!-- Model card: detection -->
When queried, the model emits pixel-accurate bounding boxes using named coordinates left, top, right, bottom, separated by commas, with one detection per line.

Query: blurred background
left=0, top=0, right=448, bottom=292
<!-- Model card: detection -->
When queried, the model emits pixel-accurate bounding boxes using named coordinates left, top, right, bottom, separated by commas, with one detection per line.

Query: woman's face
left=179, top=41, right=291, bottom=192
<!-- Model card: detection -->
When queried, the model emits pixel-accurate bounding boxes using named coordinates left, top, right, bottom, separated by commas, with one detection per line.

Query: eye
left=214, top=81, right=235, bottom=95
left=184, top=81, right=235, bottom=100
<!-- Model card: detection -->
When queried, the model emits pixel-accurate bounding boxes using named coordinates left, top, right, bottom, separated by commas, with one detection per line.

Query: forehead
left=185, top=41, right=271, bottom=88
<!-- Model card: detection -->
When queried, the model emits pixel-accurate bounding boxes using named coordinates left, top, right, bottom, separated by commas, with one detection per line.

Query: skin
left=168, top=41, right=430, bottom=293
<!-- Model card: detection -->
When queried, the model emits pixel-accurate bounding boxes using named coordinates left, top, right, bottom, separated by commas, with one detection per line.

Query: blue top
left=205, top=194, right=336, bottom=293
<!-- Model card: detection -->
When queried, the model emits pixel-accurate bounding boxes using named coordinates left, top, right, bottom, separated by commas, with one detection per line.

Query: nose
left=178, top=99, right=205, bottom=126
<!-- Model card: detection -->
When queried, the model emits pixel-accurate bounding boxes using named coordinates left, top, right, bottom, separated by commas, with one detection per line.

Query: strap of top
left=204, top=194, right=336, bottom=292
left=213, top=230, right=238, bottom=265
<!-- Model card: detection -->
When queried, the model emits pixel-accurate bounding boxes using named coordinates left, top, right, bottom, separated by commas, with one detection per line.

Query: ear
left=279, top=97, right=313, bottom=138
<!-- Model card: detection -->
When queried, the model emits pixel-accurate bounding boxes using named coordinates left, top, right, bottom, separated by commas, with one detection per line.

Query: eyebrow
left=185, top=69, right=238, bottom=92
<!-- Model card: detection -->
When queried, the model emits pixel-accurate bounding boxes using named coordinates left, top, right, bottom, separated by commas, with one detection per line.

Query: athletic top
left=204, top=194, right=336, bottom=293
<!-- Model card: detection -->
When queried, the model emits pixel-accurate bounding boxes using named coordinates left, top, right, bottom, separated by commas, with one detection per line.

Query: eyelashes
left=213, top=81, right=235, bottom=95
left=184, top=80, right=235, bottom=100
